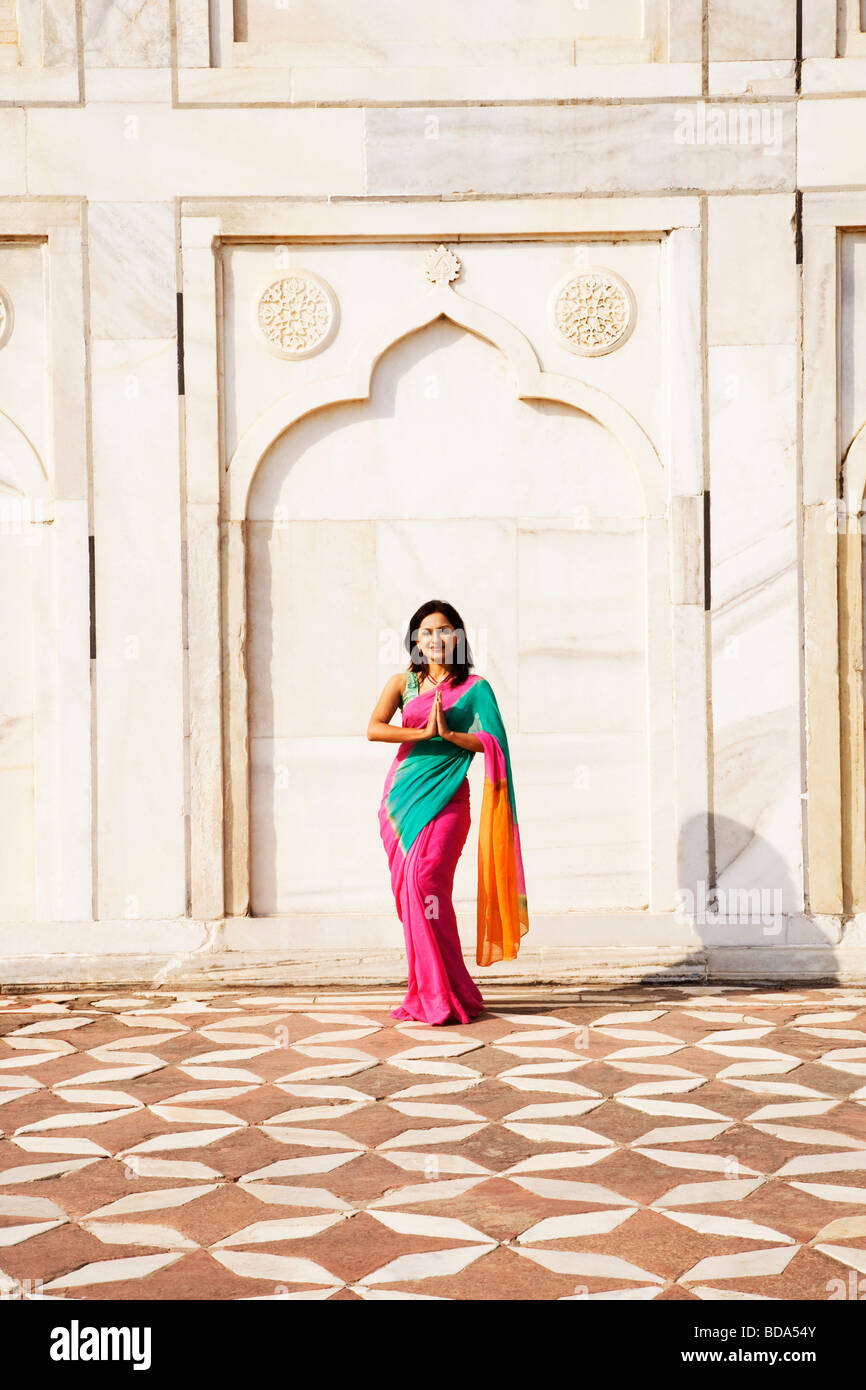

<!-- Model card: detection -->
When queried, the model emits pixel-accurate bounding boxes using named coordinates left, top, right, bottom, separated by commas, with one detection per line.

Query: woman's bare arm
left=366, top=674, right=430, bottom=743
left=442, top=729, right=484, bottom=753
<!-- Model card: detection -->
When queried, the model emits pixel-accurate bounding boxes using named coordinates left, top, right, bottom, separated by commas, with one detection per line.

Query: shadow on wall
left=668, top=812, right=828, bottom=983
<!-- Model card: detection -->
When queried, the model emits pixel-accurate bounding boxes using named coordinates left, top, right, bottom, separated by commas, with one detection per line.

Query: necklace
left=421, top=668, right=450, bottom=690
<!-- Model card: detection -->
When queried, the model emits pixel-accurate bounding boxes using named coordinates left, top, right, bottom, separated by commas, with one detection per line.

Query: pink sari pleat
left=386, top=778, right=484, bottom=1025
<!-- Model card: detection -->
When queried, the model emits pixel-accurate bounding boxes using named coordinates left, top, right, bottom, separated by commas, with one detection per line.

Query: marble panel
left=83, top=0, right=170, bottom=67
left=91, top=339, right=185, bottom=920
left=707, top=194, right=798, bottom=346
left=517, top=523, right=647, bottom=735
left=88, top=202, right=176, bottom=340
left=364, top=106, right=794, bottom=199
left=708, top=0, right=797, bottom=61
left=708, top=345, right=802, bottom=912
left=25, top=108, right=365, bottom=199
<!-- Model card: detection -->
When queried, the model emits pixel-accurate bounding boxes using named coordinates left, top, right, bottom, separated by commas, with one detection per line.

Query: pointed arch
left=225, top=282, right=665, bottom=521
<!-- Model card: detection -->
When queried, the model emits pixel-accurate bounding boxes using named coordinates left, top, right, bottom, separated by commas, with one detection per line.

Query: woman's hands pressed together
left=419, top=688, right=449, bottom=740
left=365, top=674, right=483, bottom=751
left=435, top=689, right=451, bottom=740
left=420, top=689, right=484, bottom=753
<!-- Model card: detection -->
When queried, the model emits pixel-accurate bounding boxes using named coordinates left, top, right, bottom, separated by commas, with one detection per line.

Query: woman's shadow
left=672, top=812, right=837, bottom=980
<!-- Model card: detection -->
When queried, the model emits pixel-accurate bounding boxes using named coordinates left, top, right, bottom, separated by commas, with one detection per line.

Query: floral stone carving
left=550, top=268, right=636, bottom=357
left=255, top=271, right=339, bottom=359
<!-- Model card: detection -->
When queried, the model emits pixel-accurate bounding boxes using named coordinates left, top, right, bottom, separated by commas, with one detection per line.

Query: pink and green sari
left=378, top=671, right=529, bottom=1025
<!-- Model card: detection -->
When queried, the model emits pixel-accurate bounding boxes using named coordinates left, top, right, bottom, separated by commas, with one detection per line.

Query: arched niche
left=226, top=281, right=664, bottom=521
left=219, top=286, right=676, bottom=926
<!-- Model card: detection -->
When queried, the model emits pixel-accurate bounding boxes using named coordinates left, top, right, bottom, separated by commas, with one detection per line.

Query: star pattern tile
left=1, top=985, right=865, bottom=1300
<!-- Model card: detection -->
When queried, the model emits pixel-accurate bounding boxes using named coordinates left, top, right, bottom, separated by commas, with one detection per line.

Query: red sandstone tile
left=44, top=1250, right=280, bottom=1302
left=241, top=1209, right=456, bottom=1285
left=384, top=1244, right=593, bottom=1300
left=439, top=1126, right=553, bottom=1172
left=287, top=1150, right=418, bottom=1204
left=181, top=1127, right=300, bottom=1181
left=630, top=1125, right=805, bottom=1176
left=0, top=1221, right=173, bottom=1288
left=684, top=1245, right=856, bottom=1301
left=394, top=1174, right=591, bottom=1243
left=127, top=1182, right=274, bottom=1247
left=736, top=1182, right=866, bottom=1240
left=584, top=1207, right=724, bottom=1279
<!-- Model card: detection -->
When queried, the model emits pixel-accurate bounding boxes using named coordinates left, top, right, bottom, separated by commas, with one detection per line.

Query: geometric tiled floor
left=2, top=984, right=866, bottom=1301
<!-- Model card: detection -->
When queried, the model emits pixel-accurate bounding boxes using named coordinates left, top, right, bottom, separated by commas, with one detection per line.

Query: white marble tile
left=517, top=524, right=647, bottom=734
left=175, top=0, right=209, bottom=67
left=502, top=733, right=650, bottom=913
left=43, top=0, right=79, bottom=66
left=25, top=109, right=365, bottom=199
left=88, top=202, right=176, bottom=339
left=248, top=735, right=398, bottom=916
left=801, top=3, right=837, bottom=59
left=709, top=345, right=798, bottom=592
left=0, top=114, right=25, bottom=193
left=84, top=68, right=172, bottom=101
left=798, top=99, right=866, bottom=189
left=246, top=519, right=378, bottom=740
left=287, top=63, right=702, bottom=105
left=708, top=61, right=795, bottom=96
left=709, top=346, right=802, bottom=913
left=802, top=57, right=866, bottom=91
left=708, top=0, right=796, bottom=61
left=364, top=106, right=794, bottom=198
left=90, top=339, right=185, bottom=920
left=240, top=0, right=651, bottom=49
left=83, top=0, right=171, bottom=68
left=708, top=195, right=798, bottom=345
left=664, top=229, right=703, bottom=497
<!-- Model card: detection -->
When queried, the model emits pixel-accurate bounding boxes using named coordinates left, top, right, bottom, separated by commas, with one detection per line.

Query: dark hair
left=405, top=600, right=474, bottom=688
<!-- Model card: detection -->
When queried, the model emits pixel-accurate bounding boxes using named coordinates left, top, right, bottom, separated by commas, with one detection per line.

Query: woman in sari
left=367, top=600, right=529, bottom=1025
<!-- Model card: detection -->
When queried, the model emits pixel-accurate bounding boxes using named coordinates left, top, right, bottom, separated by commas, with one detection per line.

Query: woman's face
left=417, top=612, right=458, bottom=666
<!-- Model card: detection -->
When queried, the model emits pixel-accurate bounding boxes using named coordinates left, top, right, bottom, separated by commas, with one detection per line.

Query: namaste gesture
left=419, top=689, right=451, bottom=741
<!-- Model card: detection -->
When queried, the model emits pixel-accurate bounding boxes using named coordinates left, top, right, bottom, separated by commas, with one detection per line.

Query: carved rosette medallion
left=255, top=271, right=339, bottom=359
left=549, top=268, right=636, bottom=356
left=0, top=285, right=13, bottom=349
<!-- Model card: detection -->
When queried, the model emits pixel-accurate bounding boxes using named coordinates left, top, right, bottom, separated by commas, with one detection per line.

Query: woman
left=367, top=600, right=529, bottom=1025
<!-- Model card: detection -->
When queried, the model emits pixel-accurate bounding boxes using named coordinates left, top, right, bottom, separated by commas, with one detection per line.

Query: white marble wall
left=1, top=0, right=864, bottom=982
left=235, top=0, right=656, bottom=65
left=706, top=195, right=803, bottom=927
left=0, top=240, right=45, bottom=921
